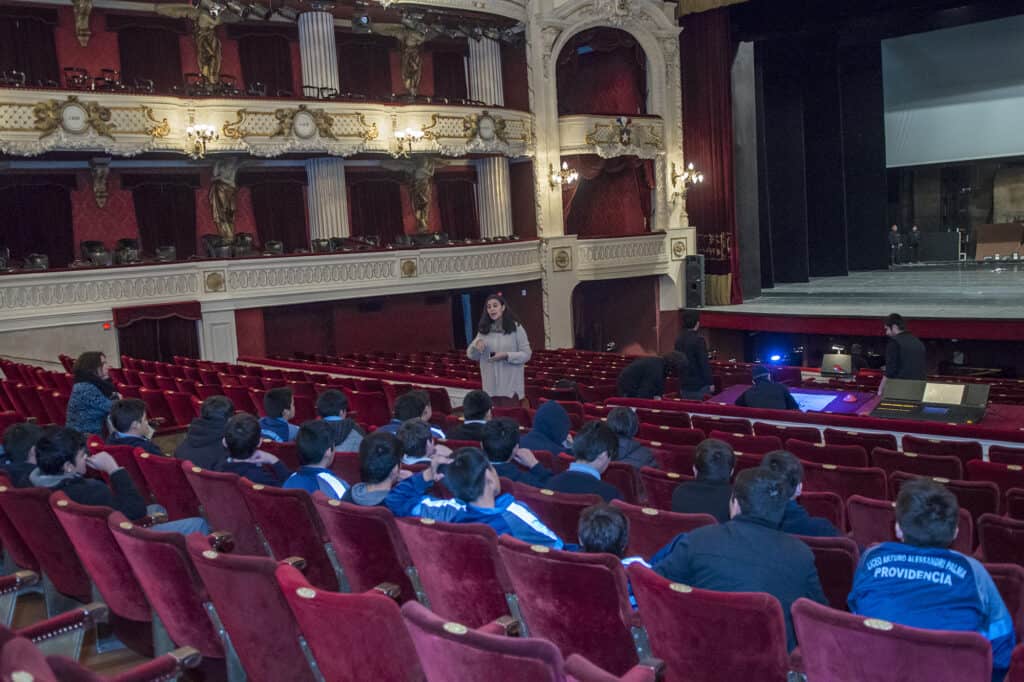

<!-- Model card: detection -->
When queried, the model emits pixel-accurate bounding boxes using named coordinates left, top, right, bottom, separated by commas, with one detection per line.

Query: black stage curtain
left=117, top=316, right=200, bottom=363
left=0, top=181, right=74, bottom=268
left=238, top=33, right=293, bottom=94
left=348, top=174, right=404, bottom=244
left=116, top=26, right=183, bottom=92
left=0, top=8, right=59, bottom=86
left=129, top=179, right=197, bottom=259
left=435, top=169, right=479, bottom=240
left=432, top=50, right=467, bottom=101
left=336, top=33, right=394, bottom=98
left=557, top=28, right=646, bottom=116
left=249, top=181, right=308, bottom=252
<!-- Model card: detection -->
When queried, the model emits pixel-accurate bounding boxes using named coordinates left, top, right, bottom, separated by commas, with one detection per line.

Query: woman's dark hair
left=72, top=351, right=116, bottom=397
left=477, top=293, right=521, bottom=335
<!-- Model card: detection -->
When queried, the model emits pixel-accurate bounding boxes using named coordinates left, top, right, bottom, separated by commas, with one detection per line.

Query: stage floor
left=707, top=262, right=1024, bottom=319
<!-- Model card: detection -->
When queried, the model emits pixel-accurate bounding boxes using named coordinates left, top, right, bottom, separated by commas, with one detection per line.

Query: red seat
left=174, top=378, right=199, bottom=397
left=634, top=409, right=691, bottom=429
left=87, top=443, right=153, bottom=502
left=987, top=563, right=1024, bottom=640
left=0, top=412, right=23, bottom=433
left=730, top=451, right=766, bottom=476
left=966, top=460, right=1024, bottom=498
left=137, top=372, right=160, bottom=389
left=329, top=451, right=361, bottom=484
left=690, top=415, right=752, bottom=437
left=847, top=494, right=973, bottom=554
left=223, top=385, right=258, bottom=414
left=347, top=390, right=391, bottom=428
left=802, top=461, right=888, bottom=501
left=512, top=486, right=602, bottom=544
left=610, top=500, right=715, bottom=559
left=902, top=435, right=983, bottom=469
left=0, top=634, right=201, bottom=681
left=627, top=563, right=792, bottom=682
left=708, top=431, right=782, bottom=455
left=786, top=439, right=869, bottom=468
left=798, top=535, right=860, bottom=611
left=154, top=376, right=178, bottom=392
left=13, top=385, right=47, bottom=422
left=293, top=394, right=317, bottom=422
left=498, top=537, right=644, bottom=676
left=163, top=391, right=198, bottom=427
left=491, top=406, right=532, bottom=427
left=990, top=445, right=1024, bottom=467
left=636, top=423, right=705, bottom=446
left=259, top=440, right=301, bottom=470
left=823, top=428, right=897, bottom=454
left=754, top=421, right=822, bottom=444
left=889, top=472, right=1001, bottom=524
left=181, top=463, right=266, bottom=555
left=794, top=597, right=993, bottom=682
left=870, top=447, right=964, bottom=480
left=978, top=514, right=1024, bottom=568
left=35, top=388, right=65, bottom=426
left=648, top=443, right=697, bottom=473
left=638, top=468, right=690, bottom=511
left=195, top=383, right=223, bottom=401
left=0, top=501, right=38, bottom=572
left=798, top=491, right=847, bottom=531
left=603, top=461, right=642, bottom=505
left=133, top=451, right=201, bottom=520
left=1009, top=489, right=1024, bottom=521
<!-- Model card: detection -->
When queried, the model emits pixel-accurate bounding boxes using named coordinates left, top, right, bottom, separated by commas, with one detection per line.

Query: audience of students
left=545, top=421, right=623, bottom=502
left=175, top=395, right=233, bottom=469
left=315, top=389, right=364, bottom=453
left=760, top=450, right=839, bottom=537
left=605, top=407, right=656, bottom=469
left=221, top=413, right=291, bottom=486
left=397, top=418, right=452, bottom=466
left=340, top=432, right=408, bottom=507
left=519, top=401, right=573, bottom=455
left=283, top=420, right=349, bottom=500
left=577, top=503, right=650, bottom=608
left=106, top=398, right=162, bottom=454
left=671, top=438, right=735, bottom=522
left=259, top=387, right=299, bottom=443
left=448, top=390, right=492, bottom=441
left=65, top=351, right=119, bottom=435
left=377, top=391, right=446, bottom=440
left=480, top=417, right=553, bottom=488
left=1, top=422, right=42, bottom=488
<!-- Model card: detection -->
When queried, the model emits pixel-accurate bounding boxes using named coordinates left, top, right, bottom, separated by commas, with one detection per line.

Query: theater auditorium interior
left=1, top=0, right=1024, bottom=679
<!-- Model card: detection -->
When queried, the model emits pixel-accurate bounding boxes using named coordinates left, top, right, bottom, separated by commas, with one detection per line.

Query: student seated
left=259, top=387, right=299, bottom=443
left=106, top=398, right=162, bottom=454
left=519, top=401, right=573, bottom=455
left=481, top=417, right=553, bottom=488
left=175, top=395, right=233, bottom=470
left=220, top=413, right=291, bottom=486
left=605, top=407, right=656, bottom=470
left=735, top=365, right=799, bottom=410
left=283, top=420, right=350, bottom=500
left=386, top=446, right=563, bottom=548
left=340, top=432, right=409, bottom=507
left=849, top=478, right=1015, bottom=681
left=377, top=391, right=446, bottom=440
left=578, top=503, right=650, bottom=608
left=316, top=389, right=364, bottom=453
left=31, top=427, right=207, bottom=534
left=448, top=390, right=492, bottom=442
left=1, top=422, right=42, bottom=488
left=671, top=438, right=735, bottom=522
left=397, top=419, right=452, bottom=467
left=760, top=450, right=838, bottom=537
left=653, top=468, right=827, bottom=650
left=545, top=421, right=623, bottom=502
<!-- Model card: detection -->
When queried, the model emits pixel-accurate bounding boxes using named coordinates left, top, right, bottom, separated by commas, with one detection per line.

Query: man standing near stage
left=908, top=225, right=922, bottom=263
left=879, top=313, right=926, bottom=395
left=888, top=224, right=902, bottom=267
left=675, top=309, right=713, bottom=400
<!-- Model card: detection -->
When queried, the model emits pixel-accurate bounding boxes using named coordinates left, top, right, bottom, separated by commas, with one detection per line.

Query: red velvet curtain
left=0, top=180, right=74, bottom=268
left=238, top=33, right=294, bottom=94
left=509, top=160, right=537, bottom=239
left=336, top=33, right=394, bottom=98
left=116, top=26, right=183, bottom=92
left=562, top=155, right=654, bottom=237
left=501, top=43, right=530, bottom=110
left=347, top=174, right=405, bottom=244
left=557, top=28, right=646, bottom=115
left=432, top=50, right=468, bottom=101
left=249, top=181, right=308, bottom=252
left=435, top=169, right=479, bottom=240
left=128, top=178, right=197, bottom=259
left=680, top=8, right=742, bottom=303
left=0, top=8, right=58, bottom=86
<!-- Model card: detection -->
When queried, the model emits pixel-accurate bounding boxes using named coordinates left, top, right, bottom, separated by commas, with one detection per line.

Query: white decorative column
left=305, top=158, right=350, bottom=240
left=468, top=38, right=514, bottom=238
left=298, top=10, right=339, bottom=92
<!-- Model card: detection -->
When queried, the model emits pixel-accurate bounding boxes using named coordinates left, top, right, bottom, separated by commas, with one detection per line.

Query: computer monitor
left=922, top=382, right=966, bottom=406
left=820, top=354, right=853, bottom=378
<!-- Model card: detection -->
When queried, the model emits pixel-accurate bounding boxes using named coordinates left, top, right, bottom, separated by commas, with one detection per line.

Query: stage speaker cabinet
left=685, top=254, right=705, bottom=308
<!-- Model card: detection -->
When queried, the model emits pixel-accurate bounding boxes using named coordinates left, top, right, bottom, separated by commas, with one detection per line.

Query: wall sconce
left=186, top=123, right=218, bottom=159
left=393, top=127, right=424, bottom=158
left=671, top=161, right=705, bottom=192
left=549, top=161, right=579, bottom=189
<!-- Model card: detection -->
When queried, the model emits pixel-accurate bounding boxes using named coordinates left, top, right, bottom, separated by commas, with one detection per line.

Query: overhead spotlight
left=276, top=4, right=298, bottom=20
left=248, top=2, right=272, bottom=19
left=352, top=0, right=372, bottom=33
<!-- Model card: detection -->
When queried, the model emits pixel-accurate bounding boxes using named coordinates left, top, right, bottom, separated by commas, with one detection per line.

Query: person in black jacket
left=615, top=353, right=687, bottom=399
left=760, top=450, right=838, bottom=537
left=1, top=422, right=42, bottom=488
left=879, top=313, right=926, bottom=395
left=218, top=413, right=290, bottom=486
left=674, top=310, right=713, bottom=399
left=888, top=224, right=902, bottom=267
left=545, top=421, right=623, bottom=502
left=481, top=417, right=553, bottom=488
left=449, top=390, right=492, bottom=442
left=735, top=365, right=799, bottom=411
left=175, top=395, right=233, bottom=469
left=671, top=438, right=734, bottom=522
left=106, top=398, right=163, bottom=454
left=605, top=407, right=655, bottom=470
left=653, top=468, right=827, bottom=650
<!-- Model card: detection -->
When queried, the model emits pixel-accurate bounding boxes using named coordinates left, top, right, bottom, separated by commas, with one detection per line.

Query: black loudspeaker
left=685, top=254, right=705, bottom=308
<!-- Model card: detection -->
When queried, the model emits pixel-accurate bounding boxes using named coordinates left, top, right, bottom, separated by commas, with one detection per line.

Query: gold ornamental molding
left=222, top=107, right=378, bottom=142
left=419, top=111, right=532, bottom=157
left=33, top=96, right=115, bottom=139
left=584, top=117, right=663, bottom=158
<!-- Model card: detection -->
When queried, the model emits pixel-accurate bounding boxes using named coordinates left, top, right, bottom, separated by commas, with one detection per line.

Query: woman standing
left=65, top=352, right=119, bottom=435
left=467, top=294, right=532, bottom=403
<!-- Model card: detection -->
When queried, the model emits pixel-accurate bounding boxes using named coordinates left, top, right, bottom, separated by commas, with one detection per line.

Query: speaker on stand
left=685, top=254, right=705, bottom=308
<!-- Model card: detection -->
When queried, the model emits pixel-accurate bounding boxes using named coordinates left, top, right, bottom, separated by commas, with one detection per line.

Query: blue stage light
left=769, top=354, right=782, bottom=363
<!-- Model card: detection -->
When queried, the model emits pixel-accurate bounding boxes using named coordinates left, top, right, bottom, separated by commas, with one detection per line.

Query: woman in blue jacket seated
left=65, top=351, right=119, bottom=435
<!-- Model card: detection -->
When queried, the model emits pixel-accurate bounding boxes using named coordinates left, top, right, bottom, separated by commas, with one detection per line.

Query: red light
left=102, top=322, right=111, bottom=330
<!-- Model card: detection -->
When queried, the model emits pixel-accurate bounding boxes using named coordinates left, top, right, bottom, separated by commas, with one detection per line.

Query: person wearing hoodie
left=175, top=396, right=234, bottom=469
left=1, top=422, right=42, bottom=488
left=341, top=432, right=408, bottom=507
left=316, top=389, right=364, bottom=453
left=760, top=450, right=839, bottom=537
left=519, top=401, right=573, bottom=455
left=283, top=420, right=349, bottom=500
left=65, top=351, right=119, bottom=435
left=386, top=446, right=563, bottom=548
left=605, top=407, right=656, bottom=470
left=480, top=417, right=553, bottom=488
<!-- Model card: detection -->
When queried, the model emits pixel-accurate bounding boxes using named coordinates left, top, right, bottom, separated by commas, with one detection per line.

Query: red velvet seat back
left=185, top=534, right=316, bottom=681
left=1009, top=489, right=1024, bottom=521
left=491, top=406, right=532, bottom=427
left=847, top=495, right=973, bottom=554
left=635, top=409, right=691, bottom=429
left=990, top=445, right=1024, bottom=467
left=138, top=372, right=160, bottom=389
left=870, top=447, right=963, bottom=481
left=637, top=423, right=705, bottom=446
left=979, top=514, right=1024, bottom=568
left=0, top=412, right=24, bottom=433
left=690, top=415, right=752, bottom=437
left=36, top=389, right=65, bottom=426
left=603, top=462, right=642, bottom=504
left=134, top=451, right=202, bottom=519
left=797, top=491, right=846, bottom=531
left=347, top=390, right=391, bottom=428
left=88, top=443, right=152, bottom=501
left=986, top=563, right=1024, bottom=639
left=512, top=487, right=602, bottom=544
left=14, top=385, right=47, bottom=422
left=627, top=563, right=790, bottom=682
left=164, top=391, right=198, bottom=426
left=0, top=637, right=57, bottom=682
left=708, top=431, right=781, bottom=455
left=889, top=472, right=1000, bottom=522
left=236, top=479, right=338, bottom=591
left=797, top=535, right=859, bottom=612
left=396, top=518, right=514, bottom=628
left=108, top=512, right=224, bottom=659
left=402, top=600, right=566, bottom=682
left=329, top=451, right=361, bottom=484
left=258, top=441, right=301, bottom=470
left=902, top=435, right=982, bottom=468
left=497, top=537, right=639, bottom=675
left=223, top=386, right=257, bottom=414
left=638, top=468, right=689, bottom=511
left=181, top=463, right=265, bottom=555
left=275, top=564, right=425, bottom=682
left=730, top=451, right=766, bottom=477
left=754, top=422, right=821, bottom=444
left=966, top=460, right=1024, bottom=498
left=610, top=500, right=715, bottom=559
left=313, top=495, right=416, bottom=600
left=802, top=462, right=888, bottom=501
left=139, top=388, right=175, bottom=426
left=0, top=504, right=38, bottom=571
left=786, top=439, right=869, bottom=468
left=0, top=487, right=91, bottom=602
left=647, top=444, right=696, bottom=473
left=823, top=428, right=897, bottom=454
left=791, top=597, right=992, bottom=682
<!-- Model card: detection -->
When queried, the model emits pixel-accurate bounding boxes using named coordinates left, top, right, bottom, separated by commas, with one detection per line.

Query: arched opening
left=571, top=276, right=660, bottom=353
left=556, top=28, right=648, bottom=116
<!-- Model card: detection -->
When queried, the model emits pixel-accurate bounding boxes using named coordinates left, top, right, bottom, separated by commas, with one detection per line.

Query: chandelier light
left=393, top=127, right=425, bottom=158
left=186, top=123, right=218, bottom=159
left=549, top=161, right=579, bottom=188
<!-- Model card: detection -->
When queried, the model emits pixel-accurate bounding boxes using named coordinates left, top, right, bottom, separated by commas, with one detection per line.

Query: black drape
left=116, top=27, right=183, bottom=92
left=130, top=182, right=197, bottom=259
left=348, top=176, right=404, bottom=244
left=0, top=9, right=58, bottom=86
left=238, top=33, right=293, bottom=94
left=117, top=316, right=200, bottom=363
left=249, top=181, right=308, bottom=252
left=337, top=33, right=394, bottom=98
left=432, top=50, right=467, bottom=101
left=0, top=182, right=74, bottom=268
left=435, top=171, right=479, bottom=240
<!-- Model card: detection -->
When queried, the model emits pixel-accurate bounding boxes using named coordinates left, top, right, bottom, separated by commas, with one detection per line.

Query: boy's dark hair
left=732, top=468, right=788, bottom=523
left=481, top=418, right=519, bottom=463
left=295, top=420, right=334, bottom=466
left=682, top=309, right=700, bottom=330
left=572, top=421, right=618, bottom=463
left=35, top=427, right=85, bottom=475
left=396, top=418, right=431, bottom=458
left=2, top=422, right=43, bottom=464
left=109, top=398, right=147, bottom=434
left=662, top=351, right=688, bottom=376
left=444, top=447, right=492, bottom=503
left=694, top=439, right=735, bottom=482
left=316, top=389, right=349, bottom=418
left=885, top=313, right=906, bottom=330
left=760, top=450, right=804, bottom=498
left=358, top=432, right=402, bottom=484
left=605, top=407, right=639, bottom=439
left=264, top=387, right=294, bottom=419
left=896, top=478, right=959, bottom=548
left=578, top=504, right=629, bottom=557
left=462, top=390, right=493, bottom=421
left=200, top=395, right=234, bottom=422
left=393, top=392, right=428, bottom=421
left=224, top=413, right=261, bottom=460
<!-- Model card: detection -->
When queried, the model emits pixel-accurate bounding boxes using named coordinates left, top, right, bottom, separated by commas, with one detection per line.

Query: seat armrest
left=565, top=654, right=663, bottom=682
left=281, top=556, right=307, bottom=572
left=372, top=582, right=402, bottom=601
left=49, top=645, right=202, bottom=682
left=139, top=510, right=169, bottom=526
left=476, top=615, right=521, bottom=637
left=0, top=570, right=39, bottom=594
left=19, top=602, right=109, bottom=643
left=208, top=531, right=235, bottom=553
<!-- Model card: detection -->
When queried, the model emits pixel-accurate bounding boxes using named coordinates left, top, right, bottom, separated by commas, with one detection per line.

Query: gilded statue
left=156, top=4, right=234, bottom=84
left=89, top=158, right=110, bottom=209
left=375, top=26, right=436, bottom=97
left=209, top=156, right=246, bottom=240
left=408, top=157, right=436, bottom=233
left=72, top=0, right=92, bottom=47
